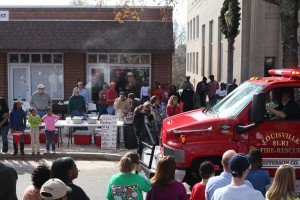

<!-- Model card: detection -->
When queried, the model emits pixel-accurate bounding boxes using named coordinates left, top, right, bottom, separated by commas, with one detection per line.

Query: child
left=9, top=101, right=27, bottom=155
left=190, top=161, right=218, bottom=200
left=246, top=149, right=271, bottom=197
left=28, top=107, right=42, bottom=155
left=42, top=107, right=59, bottom=153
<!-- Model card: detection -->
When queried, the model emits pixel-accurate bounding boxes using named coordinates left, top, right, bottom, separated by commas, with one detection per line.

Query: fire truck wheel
left=184, top=157, right=222, bottom=188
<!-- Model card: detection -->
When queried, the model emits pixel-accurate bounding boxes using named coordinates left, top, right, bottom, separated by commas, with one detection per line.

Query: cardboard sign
left=100, top=115, right=118, bottom=149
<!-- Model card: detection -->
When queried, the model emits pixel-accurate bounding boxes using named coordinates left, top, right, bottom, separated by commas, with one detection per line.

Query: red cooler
left=74, top=130, right=92, bottom=145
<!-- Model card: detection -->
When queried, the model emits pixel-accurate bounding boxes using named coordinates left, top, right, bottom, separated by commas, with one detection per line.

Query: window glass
left=109, top=54, right=118, bottom=63
left=88, top=54, right=97, bottom=63
left=212, top=82, right=266, bottom=118
left=141, top=55, right=150, bottom=64
left=53, top=54, right=63, bottom=63
left=110, top=66, right=150, bottom=96
left=20, top=54, right=30, bottom=63
left=31, top=54, right=41, bottom=63
left=42, top=54, right=52, bottom=63
left=30, top=65, right=64, bottom=99
left=98, top=54, right=108, bottom=63
left=130, top=55, right=140, bottom=64
left=9, top=54, right=19, bottom=63
left=120, top=54, right=129, bottom=64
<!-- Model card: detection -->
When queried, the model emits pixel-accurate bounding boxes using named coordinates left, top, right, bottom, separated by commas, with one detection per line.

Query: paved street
left=2, top=159, right=120, bottom=200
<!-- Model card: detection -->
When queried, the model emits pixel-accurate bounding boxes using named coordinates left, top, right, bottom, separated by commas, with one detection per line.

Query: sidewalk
left=0, top=130, right=134, bottom=161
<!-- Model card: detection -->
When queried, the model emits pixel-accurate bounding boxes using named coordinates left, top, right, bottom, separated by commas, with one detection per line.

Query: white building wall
left=187, top=0, right=286, bottom=85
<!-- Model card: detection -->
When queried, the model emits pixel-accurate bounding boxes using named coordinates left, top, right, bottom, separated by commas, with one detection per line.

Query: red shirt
left=106, top=89, right=118, bottom=106
left=190, top=183, right=206, bottom=200
left=166, top=105, right=182, bottom=117
left=151, top=88, right=161, bottom=101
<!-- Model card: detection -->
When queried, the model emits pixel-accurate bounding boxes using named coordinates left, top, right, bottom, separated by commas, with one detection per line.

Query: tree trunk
left=227, top=38, right=234, bottom=83
left=280, top=0, right=299, bottom=68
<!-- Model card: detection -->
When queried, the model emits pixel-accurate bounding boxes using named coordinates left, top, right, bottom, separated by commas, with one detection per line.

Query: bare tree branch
left=262, top=0, right=281, bottom=6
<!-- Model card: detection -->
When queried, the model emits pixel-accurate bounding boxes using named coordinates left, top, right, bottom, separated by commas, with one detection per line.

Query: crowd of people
left=1, top=149, right=298, bottom=200
left=0, top=156, right=89, bottom=200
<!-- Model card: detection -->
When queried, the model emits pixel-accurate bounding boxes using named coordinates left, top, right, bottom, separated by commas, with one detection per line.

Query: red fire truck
left=142, top=69, right=300, bottom=188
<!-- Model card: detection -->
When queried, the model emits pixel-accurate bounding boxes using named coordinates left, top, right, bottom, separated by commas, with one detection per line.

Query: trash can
left=123, top=124, right=138, bottom=149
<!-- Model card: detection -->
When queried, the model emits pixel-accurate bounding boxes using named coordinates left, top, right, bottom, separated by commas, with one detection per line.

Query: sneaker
left=44, top=150, right=50, bottom=154
left=1, top=150, right=7, bottom=154
left=51, top=150, right=56, bottom=154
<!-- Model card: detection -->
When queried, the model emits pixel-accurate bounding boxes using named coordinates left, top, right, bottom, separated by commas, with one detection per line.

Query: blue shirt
left=246, top=169, right=270, bottom=197
left=205, top=172, right=253, bottom=200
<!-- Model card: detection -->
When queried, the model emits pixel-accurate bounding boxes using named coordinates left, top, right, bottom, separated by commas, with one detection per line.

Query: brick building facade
left=0, top=6, right=173, bottom=106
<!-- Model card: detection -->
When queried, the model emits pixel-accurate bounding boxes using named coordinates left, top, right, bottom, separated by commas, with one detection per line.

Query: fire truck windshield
left=212, top=81, right=266, bottom=118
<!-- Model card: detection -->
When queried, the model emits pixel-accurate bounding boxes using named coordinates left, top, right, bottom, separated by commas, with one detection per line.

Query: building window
left=218, top=17, right=224, bottom=81
left=193, top=18, right=196, bottom=40
left=98, top=54, right=108, bottom=63
left=9, top=54, right=19, bottom=63
left=196, top=52, right=199, bottom=74
left=88, top=54, right=97, bottom=63
left=264, top=57, right=276, bottom=77
left=9, top=53, right=63, bottom=64
left=209, top=20, right=213, bottom=75
left=190, top=20, right=193, bottom=41
left=196, top=15, right=199, bottom=38
left=190, top=53, right=192, bottom=73
left=186, top=53, right=190, bottom=72
left=193, top=52, right=195, bottom=73
left=202, top=24, right=206, bottom=76
left=32, top=54, right=41, bottom=63
left=187, top=22, right=189, bottom=41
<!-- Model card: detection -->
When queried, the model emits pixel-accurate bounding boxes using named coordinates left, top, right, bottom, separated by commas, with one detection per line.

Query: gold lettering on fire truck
left=260, top=132, right=300, bottom=153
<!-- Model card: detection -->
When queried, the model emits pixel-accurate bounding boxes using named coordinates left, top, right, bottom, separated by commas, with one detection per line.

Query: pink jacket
left=42, top=114, right=60, bottom=131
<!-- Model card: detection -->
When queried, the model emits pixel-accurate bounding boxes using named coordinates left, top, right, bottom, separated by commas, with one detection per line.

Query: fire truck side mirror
left=251, top=92, right=266, bottom=122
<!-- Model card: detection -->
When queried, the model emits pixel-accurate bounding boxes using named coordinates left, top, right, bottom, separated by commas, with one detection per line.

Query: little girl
left=42, top=107, right=59, bottom=153
left=9, top=101, right=27, bottom=155
left=28, top=107, right=42, bottom=155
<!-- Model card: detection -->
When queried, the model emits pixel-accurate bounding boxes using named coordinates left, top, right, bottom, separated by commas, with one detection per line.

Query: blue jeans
left=45, top=130, right=55, bottom=151
left=107, top=106, right=115, bottom=115
left=98, top=104, right=107, bottom=118
left=160, top=103, right=167, bottom=119
left=37, top=111, right=47, bottom=118
left=0, top=125, right=9, bottom=152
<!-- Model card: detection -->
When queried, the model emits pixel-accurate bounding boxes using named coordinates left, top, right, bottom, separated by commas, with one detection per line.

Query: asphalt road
left=1, top=159, right=119, bottom=200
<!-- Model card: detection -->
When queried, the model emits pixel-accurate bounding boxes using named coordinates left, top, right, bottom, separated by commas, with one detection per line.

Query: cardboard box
left=95, top=134, right=101, bottom=146
left=74, top=130, right=91, bottom=145
left=24, top=130, right=31, bottom=144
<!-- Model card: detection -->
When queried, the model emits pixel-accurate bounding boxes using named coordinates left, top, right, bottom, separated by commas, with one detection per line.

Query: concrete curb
left=0, top=152, right=123, bottom=161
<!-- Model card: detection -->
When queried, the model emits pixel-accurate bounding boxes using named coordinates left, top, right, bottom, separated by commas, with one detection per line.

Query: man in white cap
left=30, top=84, right=52, bottom=117
left=40, top=178, right=72, bottom=200
left=72, top=81, right=89, bottom=108
left=212, top=153, right=264, bottom=200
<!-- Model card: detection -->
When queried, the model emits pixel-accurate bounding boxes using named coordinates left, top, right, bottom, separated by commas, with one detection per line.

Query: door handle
left=229, top=138, right=245, bottom=143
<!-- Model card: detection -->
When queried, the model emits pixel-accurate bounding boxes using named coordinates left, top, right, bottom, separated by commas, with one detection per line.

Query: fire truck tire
left=183, top=157, right=222, bottom=188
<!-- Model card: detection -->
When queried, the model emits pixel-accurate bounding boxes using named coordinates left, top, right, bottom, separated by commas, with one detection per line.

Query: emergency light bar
left=268, top=69, right=300, bottom=77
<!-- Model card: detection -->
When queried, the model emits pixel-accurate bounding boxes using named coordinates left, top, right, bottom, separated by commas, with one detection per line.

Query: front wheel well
left=183, top=156, right=223, bottom=187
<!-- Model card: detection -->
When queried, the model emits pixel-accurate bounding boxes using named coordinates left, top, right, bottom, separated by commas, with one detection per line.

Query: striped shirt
left=205, top=172, right=253, bottom=200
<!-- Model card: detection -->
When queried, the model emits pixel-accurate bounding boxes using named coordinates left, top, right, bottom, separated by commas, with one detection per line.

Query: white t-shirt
left=215, top=89, right=227, bottom=103
left=212, top=184, right=264, bottom=200
left=140, top=86, right=150, bottom=98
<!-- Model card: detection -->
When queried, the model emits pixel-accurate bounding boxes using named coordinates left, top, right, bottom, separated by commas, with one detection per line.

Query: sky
left=1, top=0, right=187, bottom=27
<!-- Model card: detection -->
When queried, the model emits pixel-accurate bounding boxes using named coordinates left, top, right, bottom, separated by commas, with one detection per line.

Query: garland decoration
left=220, top=0, right=241, bottom=44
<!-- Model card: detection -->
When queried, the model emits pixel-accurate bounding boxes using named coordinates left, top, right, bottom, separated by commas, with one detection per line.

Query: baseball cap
left=229, top=153, right=252, bottom=176
left=77, top=81, right=83, bottom=85
left=120, top=92, right=125, bottom=97
left=40, top=178, right=72, bottom=200
left=38, top=84, right=45, bottom=89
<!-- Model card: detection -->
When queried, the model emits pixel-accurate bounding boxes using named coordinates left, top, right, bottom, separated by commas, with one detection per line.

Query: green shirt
left=27, top=115, right=42, bottom=127
left=106, top=172, right=151, bottom=200
left=68, top=95, right=86, bottom=113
